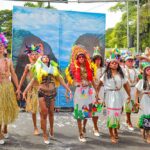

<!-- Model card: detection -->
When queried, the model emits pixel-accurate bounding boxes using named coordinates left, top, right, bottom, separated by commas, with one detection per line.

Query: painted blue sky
left=13, top=6, right=106, bottom=107
left=13, top=6, right=105, bottom=65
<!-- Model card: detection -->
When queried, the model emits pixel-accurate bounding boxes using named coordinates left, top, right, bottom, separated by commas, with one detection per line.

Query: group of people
left=0, top=32, right=150, bottom=145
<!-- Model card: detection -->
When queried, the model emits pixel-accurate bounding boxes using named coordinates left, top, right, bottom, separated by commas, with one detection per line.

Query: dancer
left=123, top=54, right=139, bottom=131
left=135, top=62, right=150, bottom=144
left=90, top=46, right=105, bottom=137
left=65, top=45, right=98, bottom=142
left=98, top=53, right=131, bottom=144
left=0, top=32, right=19, bottom=144
left=17, top=44, right=41, bottom=135
left=23, top=55, right=71, bottom=144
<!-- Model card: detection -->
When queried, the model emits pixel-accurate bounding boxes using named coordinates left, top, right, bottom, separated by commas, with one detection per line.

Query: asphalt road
left=0, top=110, right=150, bottom=150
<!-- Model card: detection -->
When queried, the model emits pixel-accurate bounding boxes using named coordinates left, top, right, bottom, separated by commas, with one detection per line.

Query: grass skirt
left=26, top=87, right=38, bottom=113
left=0, top=81, right=19, bottom=124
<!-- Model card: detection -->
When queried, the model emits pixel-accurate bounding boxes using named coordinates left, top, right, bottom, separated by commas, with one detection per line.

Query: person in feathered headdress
left=17, top=44, right=42, bottom=136
left=90, top=46, right=104, bottom=137
left=65, top=44, right=98, bottom=143
left=135, top=62, right=150, bottom=144
left=23, top=54, right=71, bottom=144
left=97, top=49, right=131, bottom=144
left=123, top=52, right=139, bottom=131
left=0, top=32, right=19, bottom=145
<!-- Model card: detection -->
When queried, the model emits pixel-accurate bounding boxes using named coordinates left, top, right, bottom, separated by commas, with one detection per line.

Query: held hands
left=135, top=101, right=140, bottom=109
left=65, top=90, right=72, bottom=102
left=16, top=89, right=21, bottom=100
left=127, top=95, right=131, bottom=104
left=22, top=92, right=27, bottom=101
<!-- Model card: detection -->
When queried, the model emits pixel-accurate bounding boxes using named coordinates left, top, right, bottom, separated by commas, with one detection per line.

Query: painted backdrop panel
left=12, top=6, right=106, bottom=108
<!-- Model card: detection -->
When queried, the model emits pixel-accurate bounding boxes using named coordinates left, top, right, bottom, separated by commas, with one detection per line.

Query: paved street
left=0, top=110, right=150, bottom=150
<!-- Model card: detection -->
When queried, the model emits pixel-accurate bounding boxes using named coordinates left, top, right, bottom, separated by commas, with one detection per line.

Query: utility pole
left=48, top=2, right=50, bottom=8
left=137, top=0, right=140, bottom=53
left=126, top=0, right=129, bottom=50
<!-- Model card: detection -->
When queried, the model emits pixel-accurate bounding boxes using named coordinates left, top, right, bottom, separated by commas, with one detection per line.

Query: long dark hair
left=92, top=55, right=103, bottom=67
left=143, top=68, right=150, bottom=90
left=105, top=61, right=124, bottom=79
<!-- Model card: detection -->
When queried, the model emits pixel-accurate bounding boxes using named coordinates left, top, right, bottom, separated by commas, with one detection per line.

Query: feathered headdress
left=0, top=32, right=8, bottom=48
left=65, top=45, right=93, bottom=85
left=109, top=48, right=121, bottom=61
left=24, top=44, right=41, bottom=55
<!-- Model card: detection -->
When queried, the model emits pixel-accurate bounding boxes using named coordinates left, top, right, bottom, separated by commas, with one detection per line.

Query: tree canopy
left=106, top=1, right=150, bottom=52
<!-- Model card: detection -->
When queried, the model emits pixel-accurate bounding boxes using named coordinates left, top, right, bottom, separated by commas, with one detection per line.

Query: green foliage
left=0, top=9, right=12, bottom=54
left=24, top=2, right=56, bottom=9
left=106, top=1, right=150, bottom=52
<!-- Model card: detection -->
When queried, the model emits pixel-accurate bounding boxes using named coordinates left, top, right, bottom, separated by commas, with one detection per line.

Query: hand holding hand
left=22, top=92, right=27, bottom=101
left=127, top=96, right=131, bottom=104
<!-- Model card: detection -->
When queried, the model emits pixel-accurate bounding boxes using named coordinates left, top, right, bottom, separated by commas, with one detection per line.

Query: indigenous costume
left=100, top=51, right=128, bottom=128
left=91, top=46, right=104, bottom=116
left=0, top=33, right=19, bottom=125
left=24, top=44, right=42, bottom=113
left=65, top=45, right=97, bottom=119
left=136, top=62, right=150, bottom=129
left=31, top=56, right=60, bottom=108
left=123, top=55, right=139, bottom=113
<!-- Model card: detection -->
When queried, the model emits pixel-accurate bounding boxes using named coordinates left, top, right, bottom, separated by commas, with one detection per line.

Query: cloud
left=61, top=11, right=105, bottom=34
left=13, top=7, right=59, bottom=30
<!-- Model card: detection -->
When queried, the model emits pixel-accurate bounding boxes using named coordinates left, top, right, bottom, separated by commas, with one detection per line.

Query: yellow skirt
left=0, top=81, right=19, bottom=125
left=26, top=87, right=38, bottom=113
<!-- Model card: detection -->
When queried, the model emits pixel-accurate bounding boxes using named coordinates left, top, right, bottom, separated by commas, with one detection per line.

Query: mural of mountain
left=75, top=33, right=105, bottom=58
left=13, top=29, right=57, bottom=63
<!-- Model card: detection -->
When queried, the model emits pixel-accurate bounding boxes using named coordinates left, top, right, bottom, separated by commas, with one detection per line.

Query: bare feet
left=111, top=136, right=118, bottom=144
left=146, top=137, right=150, bottom=144
left=34, top=128, right=39, bottom=135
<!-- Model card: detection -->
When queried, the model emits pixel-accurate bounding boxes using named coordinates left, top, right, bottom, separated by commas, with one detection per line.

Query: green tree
left=0, top=10, right=12, bottom=53
left=106, top=0, right=150, bottom=52
left=24, top=2, right=56, bottom=9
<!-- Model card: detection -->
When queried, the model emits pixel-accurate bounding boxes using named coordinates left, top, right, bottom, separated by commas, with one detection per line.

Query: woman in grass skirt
left=0, top=32, right=19, bottom=145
